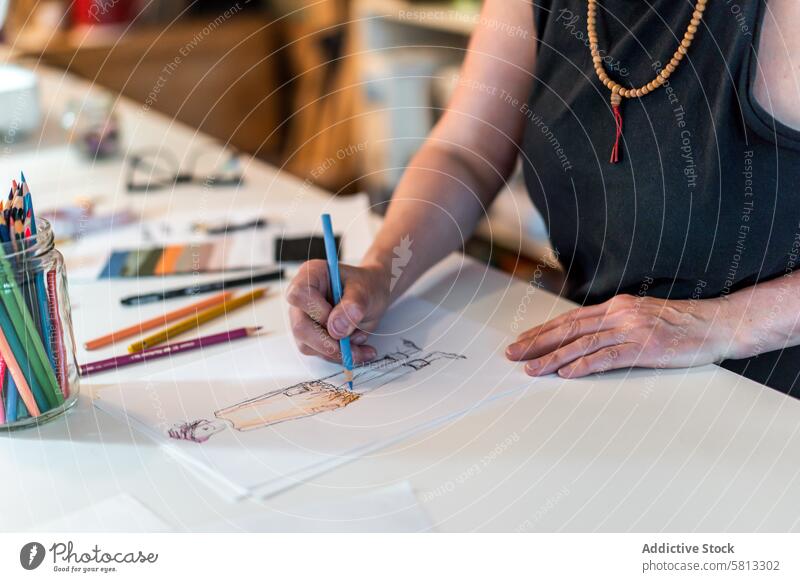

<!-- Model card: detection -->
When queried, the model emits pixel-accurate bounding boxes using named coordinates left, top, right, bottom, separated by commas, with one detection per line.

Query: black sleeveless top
left=521, top=1, right=800, bottom=395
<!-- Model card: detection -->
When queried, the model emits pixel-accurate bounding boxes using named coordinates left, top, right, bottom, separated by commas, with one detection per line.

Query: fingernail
left=506, top=343, right=521, bottom=359
left=360, top=346, right=377, bottom=360
left=558, top=367, right=572, bottom=378
left=352, top=332, right=368, bottom=344
left=330, top=316, right=347, bottom=337
left=525, top=360, right=541, bottom=375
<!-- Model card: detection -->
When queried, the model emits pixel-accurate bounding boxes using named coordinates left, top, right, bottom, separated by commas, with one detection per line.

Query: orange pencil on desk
left=84, top=291, right=232, bottom=350
left=0, top=330, right=40, bottom=417
left=127, top=288, right=267, bottom=353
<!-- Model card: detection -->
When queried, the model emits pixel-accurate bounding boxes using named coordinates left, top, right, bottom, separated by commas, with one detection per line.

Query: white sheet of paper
left=196, top=482, right=432, bottom=532
left=93, top=296, right=532, bottom=500
left=30, top=493, right=171, bottom=533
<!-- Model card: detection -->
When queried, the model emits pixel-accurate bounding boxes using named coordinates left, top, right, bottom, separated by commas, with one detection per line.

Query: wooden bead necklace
left=587, top=0, right=708, bottom=163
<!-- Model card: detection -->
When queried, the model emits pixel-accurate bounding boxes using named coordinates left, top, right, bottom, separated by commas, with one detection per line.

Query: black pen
left=120, top=269, right=284, bottom=306
left=199, top=218, right=268, bottom=235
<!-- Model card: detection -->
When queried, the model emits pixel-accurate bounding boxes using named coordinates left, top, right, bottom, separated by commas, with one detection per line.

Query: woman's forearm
left=361, top=142, right=506, bottom=301
left=357, top=0, right=537, bottom=302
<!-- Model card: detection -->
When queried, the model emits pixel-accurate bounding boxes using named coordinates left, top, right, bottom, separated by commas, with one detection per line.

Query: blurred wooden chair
left=279, top=0, right=361, bottom=193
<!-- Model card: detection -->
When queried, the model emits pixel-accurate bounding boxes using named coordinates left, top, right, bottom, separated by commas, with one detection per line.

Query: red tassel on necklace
left=609, top=91, right=623, bottom=164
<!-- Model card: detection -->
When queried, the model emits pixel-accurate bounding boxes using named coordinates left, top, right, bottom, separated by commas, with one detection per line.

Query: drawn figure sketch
left=168, top=340, right=466, bottom=443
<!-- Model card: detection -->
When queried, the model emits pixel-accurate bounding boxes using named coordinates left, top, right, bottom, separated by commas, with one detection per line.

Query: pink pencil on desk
left=79, top=326, right=262, bottom=376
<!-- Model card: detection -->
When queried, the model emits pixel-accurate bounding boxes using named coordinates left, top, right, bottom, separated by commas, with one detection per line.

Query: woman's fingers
left=523, top=330, right=624, bottom=376
left=289, top=305, right=339, bottom=359
left=506, top=315, right=619, bottom=361
left=286, top=260, right=333, bottom=325
left=298, top=341, right=378, bottom=365
left=287, top=260, right=390, bottom=365
left=351, top=330, right=369, bottom=345
left=289, top=306, right=377, bottom=363
left=557, top=344, right=640, bottom=378
left=295, top=341, right=339, bottom=363
left=328, top=283, right=369, bottom=340
left=507, top=294, right=724, bottom=379
left=515, top=302, right=611, bottom=343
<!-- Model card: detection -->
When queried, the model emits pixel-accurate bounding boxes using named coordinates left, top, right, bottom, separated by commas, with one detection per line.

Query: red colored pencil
left=79, top=326, right=261, bottom=376
left=47, top=269, right=69, bottom=397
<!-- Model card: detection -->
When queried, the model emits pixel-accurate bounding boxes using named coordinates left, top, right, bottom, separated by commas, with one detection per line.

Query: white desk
left=2, top=62, right=800, bottom=533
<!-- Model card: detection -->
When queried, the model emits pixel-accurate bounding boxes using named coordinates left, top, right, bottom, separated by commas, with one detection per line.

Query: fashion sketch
left=168, top=340, right=466, bottom=443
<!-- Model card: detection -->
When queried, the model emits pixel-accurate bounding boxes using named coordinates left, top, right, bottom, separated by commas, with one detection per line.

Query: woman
left=287, top=1, right=800, bottom=395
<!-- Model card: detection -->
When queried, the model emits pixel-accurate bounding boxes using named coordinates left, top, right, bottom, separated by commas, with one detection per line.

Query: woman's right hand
left=286, top=260, right=391, bottom=363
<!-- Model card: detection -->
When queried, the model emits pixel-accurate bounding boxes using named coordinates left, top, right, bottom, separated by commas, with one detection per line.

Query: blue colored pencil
left=0, top=172, right=62, bottom=421
left=21, top=174, right=56, bottom=373
left=4, top=374, right=18, bottom=422
left=0, top=192, right=22, bottom=422
left=320, top=214, right=353, bottom=390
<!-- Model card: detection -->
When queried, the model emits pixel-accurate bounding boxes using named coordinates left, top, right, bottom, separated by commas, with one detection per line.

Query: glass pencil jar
left=0, top=218, right=79, bottom=430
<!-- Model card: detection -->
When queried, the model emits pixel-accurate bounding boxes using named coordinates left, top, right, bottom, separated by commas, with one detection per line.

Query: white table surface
left=2, top=60, right=800, bottom=533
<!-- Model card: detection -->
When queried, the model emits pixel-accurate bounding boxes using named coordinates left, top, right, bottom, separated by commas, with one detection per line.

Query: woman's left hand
left=505, top=294, right=738, bottom=378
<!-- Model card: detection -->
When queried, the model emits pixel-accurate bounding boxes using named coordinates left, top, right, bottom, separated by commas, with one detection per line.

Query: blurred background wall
left=1, top=0, right=558, bottom=283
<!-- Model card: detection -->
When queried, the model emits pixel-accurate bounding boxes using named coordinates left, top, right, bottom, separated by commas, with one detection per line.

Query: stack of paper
left=94, top=296, right=533, bottom=500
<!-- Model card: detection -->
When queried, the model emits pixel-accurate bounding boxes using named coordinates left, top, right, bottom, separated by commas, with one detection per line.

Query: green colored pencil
left=0, top=301, right=51, bottom=411
left=0, top=253, right=62, bottom=407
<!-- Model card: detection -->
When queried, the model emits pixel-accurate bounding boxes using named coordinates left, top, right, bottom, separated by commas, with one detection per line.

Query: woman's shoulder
left=752, top=0, right=800, bottom=130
